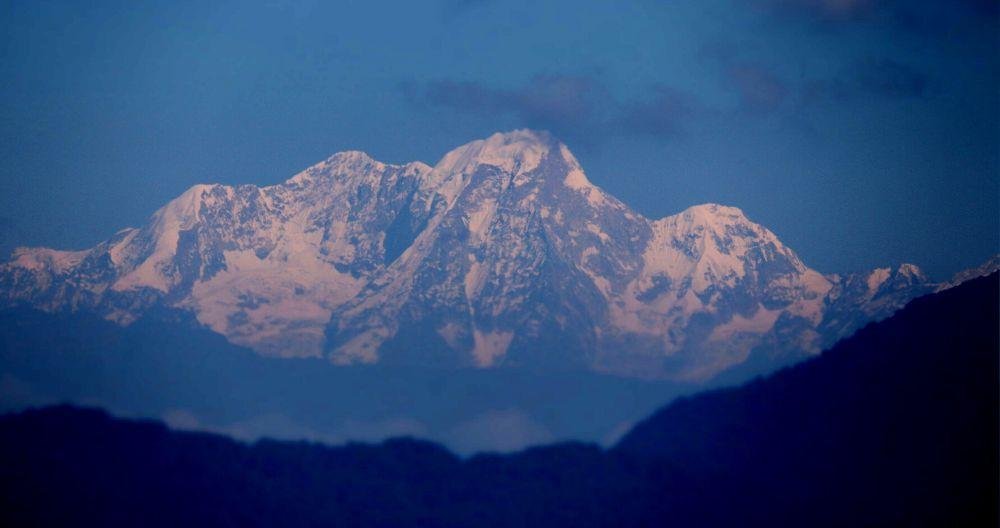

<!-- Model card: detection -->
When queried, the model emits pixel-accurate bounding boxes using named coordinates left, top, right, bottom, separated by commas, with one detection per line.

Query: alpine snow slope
left=1, top=130, right=986, bottom=380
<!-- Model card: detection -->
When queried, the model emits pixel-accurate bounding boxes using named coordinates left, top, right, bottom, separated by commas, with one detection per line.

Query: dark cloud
left=405, top=75, right=607, bottom=138
left=404, top=75, right=701, bottom=142
left=749, top=0, right=998, bottom=32
left=878, top=1, right=998, bottom=38
left=854, top=58, right=932, bottom=98
left=726, top=63, right=791, bottom=113
left=699, top=43, right=792, bottom=114
left=701, top=37, right=935, bottom=112
left=504, top=75, right=609, bottom=129
left=408, top=80, right=507, bottom=113
left=966, top=0, right=1000, bottom=15
left=800, top=77, right=854, bottom=104
left=618, top=86, right=701, bottom=137
left=750, top=0, right=876, bottom=22
left=801, top=58, right=935, bottom=105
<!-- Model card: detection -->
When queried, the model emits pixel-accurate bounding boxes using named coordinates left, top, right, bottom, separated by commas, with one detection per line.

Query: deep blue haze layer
left=1, top=272, right=995, bottom=526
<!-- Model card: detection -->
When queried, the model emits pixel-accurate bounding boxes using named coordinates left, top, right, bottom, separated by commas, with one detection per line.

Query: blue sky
left=1, top=0, right=996, bottom=278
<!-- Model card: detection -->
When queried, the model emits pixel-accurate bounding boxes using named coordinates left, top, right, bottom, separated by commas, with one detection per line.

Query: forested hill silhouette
left=1, top=273, right=996, bottom=527
left=614, top=271, right=999, bottom=525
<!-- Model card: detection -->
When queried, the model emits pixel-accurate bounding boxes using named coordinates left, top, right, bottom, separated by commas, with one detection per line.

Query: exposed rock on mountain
left=0, top=130, right=980, bottom=379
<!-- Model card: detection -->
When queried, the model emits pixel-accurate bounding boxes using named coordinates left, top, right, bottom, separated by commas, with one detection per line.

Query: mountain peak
left=432, top=129, right=555, bottom=177
left=942, top=254, right=1000, bottom=291
left=413, top=129, right=595, bottom=207
left=0, top=131, right=940, bottom=381
left=657, top=204, right=762, bottom=241
left=485, top=128, right=555, bottom=148
left=283, top=150, right=381, bottom=186
left=679, top=203, right=750, bottom=223
left=280, top=150, right=435, bottom=191
left=320, top=150, right=385, bottom=174
left=896, top=262, right=925, bottom=280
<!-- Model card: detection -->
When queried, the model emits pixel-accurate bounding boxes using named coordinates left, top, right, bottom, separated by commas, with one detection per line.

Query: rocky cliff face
left=1, top=130, right=982, bottom=380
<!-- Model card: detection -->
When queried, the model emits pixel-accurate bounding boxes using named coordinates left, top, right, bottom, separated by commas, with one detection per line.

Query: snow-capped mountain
left=938, top=254, right=1000, bottom=291
left=0, top=130, right=987, bottom=380
left=1, top=152, right=435, bottom=357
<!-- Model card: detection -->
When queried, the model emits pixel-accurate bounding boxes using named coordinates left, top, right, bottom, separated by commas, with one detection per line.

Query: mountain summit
left=0, top=130, right=982, bottom=380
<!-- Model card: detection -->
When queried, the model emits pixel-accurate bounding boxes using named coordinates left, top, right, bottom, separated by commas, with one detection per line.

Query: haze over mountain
left=2, top=272, right=994, bottom=527
left=1, top=130, right=991, bottom=380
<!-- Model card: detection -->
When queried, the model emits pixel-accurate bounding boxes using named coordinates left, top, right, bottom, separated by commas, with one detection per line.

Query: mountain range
left=2, top=272, right=994, bottom=527
left=1, top=130, right=993, bottom=380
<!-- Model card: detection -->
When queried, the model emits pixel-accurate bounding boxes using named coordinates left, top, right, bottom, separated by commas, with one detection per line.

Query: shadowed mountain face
left=0, top=130, right=992, bottom=380
left=1, top=273, right=995, bottom=527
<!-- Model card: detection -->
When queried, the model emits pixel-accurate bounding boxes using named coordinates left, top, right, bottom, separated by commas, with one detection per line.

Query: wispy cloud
left=161, top=408, right=431, bottom=446
left=402, top=75, right=702, bottom=143
left=447, top=408, right=554, bottom=454
left=699, top=45, right=793, bottom=115
left=404, top=75, right=608, bottom=137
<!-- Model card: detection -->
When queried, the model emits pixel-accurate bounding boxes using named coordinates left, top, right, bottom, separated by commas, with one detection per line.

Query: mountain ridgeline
left=0, top=130, right=984, bottom=379
left=1, top=273, right=995, bottom=527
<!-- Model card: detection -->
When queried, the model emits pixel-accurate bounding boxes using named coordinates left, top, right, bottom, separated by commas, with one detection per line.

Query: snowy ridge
left=1, top=152, right=437, bottom=356
left=0, top=130, right=982, bottom=380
